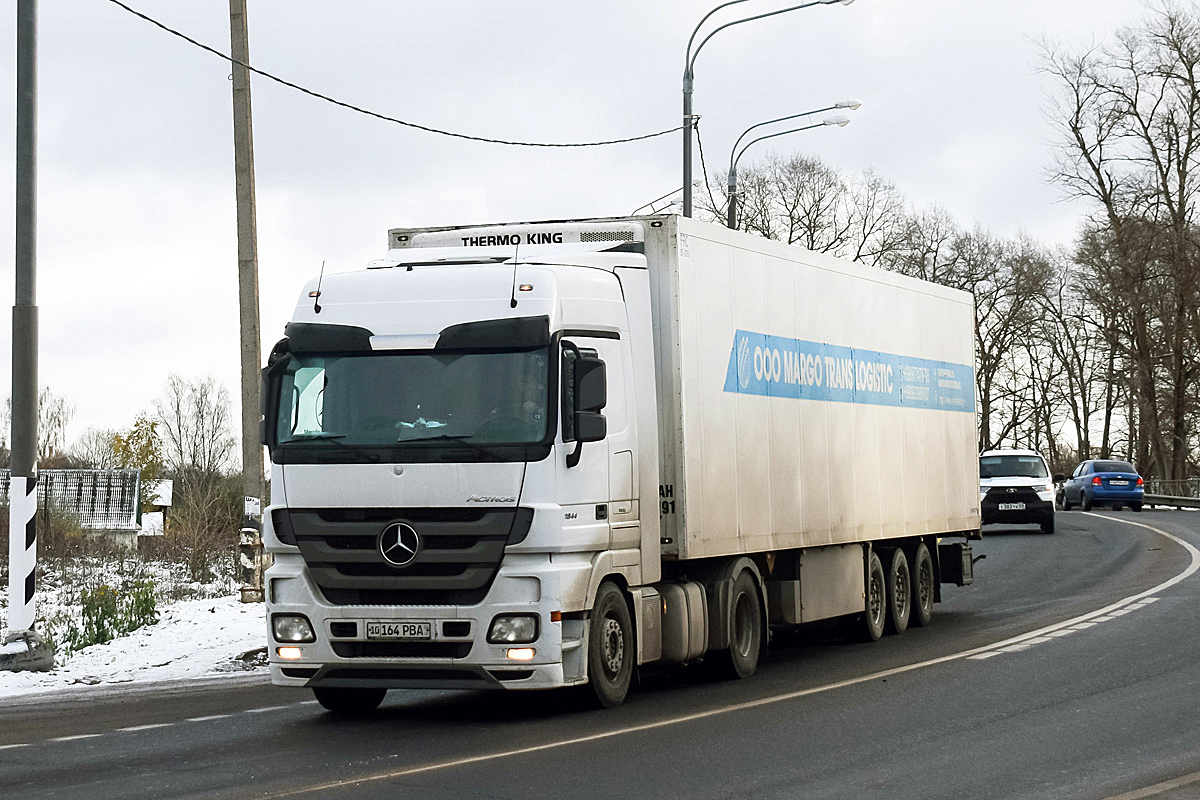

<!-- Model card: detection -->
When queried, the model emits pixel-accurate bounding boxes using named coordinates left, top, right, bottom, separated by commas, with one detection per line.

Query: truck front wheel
left=312, top=687, right=387, bottom=716
left=587, top=582, right=634, bottom=708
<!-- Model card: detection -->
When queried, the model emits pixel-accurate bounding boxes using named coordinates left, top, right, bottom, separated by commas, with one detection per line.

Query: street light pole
left=4, top=0, right=52, bottom=671
left=727, top=101, right=860, bottom=228
left=682, top=0, right=855, bottom=217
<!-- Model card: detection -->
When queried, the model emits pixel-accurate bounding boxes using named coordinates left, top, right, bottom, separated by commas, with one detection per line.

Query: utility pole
left=229, top=0, right=264, bottom=603
left=4, top=0, right=52, bottom=671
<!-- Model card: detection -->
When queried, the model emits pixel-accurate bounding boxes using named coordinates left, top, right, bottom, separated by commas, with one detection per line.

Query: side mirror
left=562, top=346, right=607, bottom=466
left=573, top=357, right=607, bottom=415
left=1052, top=473, right=1067, bottom=483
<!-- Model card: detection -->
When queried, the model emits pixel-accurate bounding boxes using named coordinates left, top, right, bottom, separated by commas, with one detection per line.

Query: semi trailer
left=261, top=215, right=981, bottom=712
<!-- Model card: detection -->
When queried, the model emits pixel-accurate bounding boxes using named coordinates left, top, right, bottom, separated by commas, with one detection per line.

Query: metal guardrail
left=1143, top=494, right=1200, bottom=509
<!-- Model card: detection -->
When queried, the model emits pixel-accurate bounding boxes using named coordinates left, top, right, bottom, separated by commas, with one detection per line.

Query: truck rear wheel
left=858, top=550, right=886, bottom=642
left=709, top=569, right=763, bottom=680
left=587, top=582, right=634, bottom=708
left=883, top=547, right=911, bottom=634
left=312, top=687, right=387, bottom=715
left=909, top=543, right=935, bottom=628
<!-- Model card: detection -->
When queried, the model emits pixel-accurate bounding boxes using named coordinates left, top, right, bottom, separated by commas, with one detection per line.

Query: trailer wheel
left=587, top=582, right=634, bottom=708
left=312, top=687, right=387, bottom=716
left=859, top=550, right=887, bottom=642
left=883, top=548, right=911, bottom=634
left=710, top=569, right=763, bottom=680
left=910, top=543, right=935, bottom=628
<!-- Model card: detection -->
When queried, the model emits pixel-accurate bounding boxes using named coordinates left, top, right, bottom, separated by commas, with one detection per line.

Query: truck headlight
left=487, top=614, right=539, bottom=644
left=272, top=613, right=316, bottom=643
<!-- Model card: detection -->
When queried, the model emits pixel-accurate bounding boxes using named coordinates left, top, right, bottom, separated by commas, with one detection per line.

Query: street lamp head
left=825, top=0, right=855, bottom=5
left=823, top=115, right=851, bottom=127
left=836, top=99, right=863, bottom=110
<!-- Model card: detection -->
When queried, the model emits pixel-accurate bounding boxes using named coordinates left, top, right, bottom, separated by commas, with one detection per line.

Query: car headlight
left=272, top=613, right=316, bottom=643
left=1044, top=481, right=1055, bottom=493
left=487, top=614, right=539, bottom=644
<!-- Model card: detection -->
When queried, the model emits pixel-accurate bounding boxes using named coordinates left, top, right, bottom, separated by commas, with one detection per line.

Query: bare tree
left=70, top=427, right=120, bottom=470
left=154, top=375, right=237, bottom=478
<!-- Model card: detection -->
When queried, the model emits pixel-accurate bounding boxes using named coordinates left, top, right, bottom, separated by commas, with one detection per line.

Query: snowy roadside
left=0, top=596, right=268, bottom=699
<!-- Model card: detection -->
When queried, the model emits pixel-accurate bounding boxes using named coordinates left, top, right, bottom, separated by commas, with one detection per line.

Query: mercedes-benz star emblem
left=378, top=522, right=421, bottom=568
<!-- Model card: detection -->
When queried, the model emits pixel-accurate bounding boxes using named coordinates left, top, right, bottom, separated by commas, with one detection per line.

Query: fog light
left=487, top=614, right=539, bottom=644
left=277, top=646, right=303, bottom=660
left=272, top=614, right=316, bottom=643
left=507, top=647, right=536, bottom=661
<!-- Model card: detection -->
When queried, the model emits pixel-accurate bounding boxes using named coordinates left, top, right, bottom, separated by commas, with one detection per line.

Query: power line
left=694, top=121, right=726, bottom=217
left=105, top=0, right=684, bottom=149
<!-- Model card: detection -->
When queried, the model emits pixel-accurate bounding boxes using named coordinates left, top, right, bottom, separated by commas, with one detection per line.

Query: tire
left=883, top=548, right=911, bottom=635
left=709, top=569, right=763, bottom=680
left=1131, top=502, right=1143, bottom=512
left=586, top=582, right=634, bottom=708
left=1041, top=515, right=1055, bottom=534
left=1057, top=491, right=1071, bottom=511
left=312, top=687, right=387, bottom=716
left=1081, top=492, right=1093, bottom=512
left=859, top=550, right=887, bottom=642
left=909, top=543, right=935, bottom=628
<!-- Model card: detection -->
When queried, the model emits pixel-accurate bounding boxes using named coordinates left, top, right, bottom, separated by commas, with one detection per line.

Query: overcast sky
left=0, top=0, right=1158, bottom=450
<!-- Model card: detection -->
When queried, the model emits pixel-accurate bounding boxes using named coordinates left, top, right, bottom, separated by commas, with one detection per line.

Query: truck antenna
left=312, top=260, right=325, bottom=314
left=509, top=242, right=520, bottom=308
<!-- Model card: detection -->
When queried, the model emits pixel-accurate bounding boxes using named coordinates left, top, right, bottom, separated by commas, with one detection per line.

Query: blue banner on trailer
left=724, top=329, right=975, bottom=413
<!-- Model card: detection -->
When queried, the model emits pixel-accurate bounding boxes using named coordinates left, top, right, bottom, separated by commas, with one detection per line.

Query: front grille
left=286, top=507, right=520, bottom=606
left=982, top=487, right=1043, bottom=507
left=331, top=641, right=473, bottom=659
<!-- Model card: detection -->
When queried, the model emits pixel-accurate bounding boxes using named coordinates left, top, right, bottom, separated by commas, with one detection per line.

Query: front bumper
left=265, top=552, right=590, bottom=691
left=981, top=492, right=1054, bottom=525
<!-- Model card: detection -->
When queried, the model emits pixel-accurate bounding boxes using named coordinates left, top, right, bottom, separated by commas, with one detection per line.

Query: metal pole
left=229, top=0, right=264, bottom=603
left=4, top=0, right=51, bottom=668
left=8, top=0, right=39, bottom=637
left=726, top=166, right=737, bottom=229
left=683, top=76, right=693, bottom=218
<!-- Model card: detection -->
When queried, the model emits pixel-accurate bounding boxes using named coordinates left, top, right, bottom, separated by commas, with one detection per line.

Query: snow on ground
left=0, top=596, right=268, bottom=698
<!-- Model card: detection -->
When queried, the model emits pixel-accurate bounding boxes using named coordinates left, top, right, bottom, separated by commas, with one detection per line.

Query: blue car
left=1057, top=459, right=1145, bottom=512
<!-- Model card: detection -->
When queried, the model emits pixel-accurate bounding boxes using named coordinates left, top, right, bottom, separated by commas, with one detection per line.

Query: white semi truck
left=261, top=215, right=981, bottom=713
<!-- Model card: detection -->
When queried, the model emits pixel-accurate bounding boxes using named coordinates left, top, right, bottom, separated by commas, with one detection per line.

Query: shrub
left=47, top=579, right=159, bottom=657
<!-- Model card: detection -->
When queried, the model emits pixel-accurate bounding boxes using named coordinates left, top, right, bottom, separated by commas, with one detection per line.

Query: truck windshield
left=979, top=455, right=1049, bottom=479
left=275, top=348, right=550, bottom=451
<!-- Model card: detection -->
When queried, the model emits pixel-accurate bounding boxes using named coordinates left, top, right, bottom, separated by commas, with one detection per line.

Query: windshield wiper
left=401, top=433, right=507, bottom=461
left=287, top=432, right=382, bottom=463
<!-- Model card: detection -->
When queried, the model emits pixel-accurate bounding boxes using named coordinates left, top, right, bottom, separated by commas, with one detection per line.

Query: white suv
left=979, top=449, right=1056, bottom=534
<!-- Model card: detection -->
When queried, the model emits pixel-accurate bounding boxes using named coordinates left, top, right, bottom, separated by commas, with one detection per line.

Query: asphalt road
left=2, top=509, right=1198, bottom=800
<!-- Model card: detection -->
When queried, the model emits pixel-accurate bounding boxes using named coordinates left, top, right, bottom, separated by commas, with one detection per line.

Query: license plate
left=366, top=621, right=432, bottom=640
left=998, top=502, right=1025, bottom=511
left=1109, top=480, right=1129, bottom=486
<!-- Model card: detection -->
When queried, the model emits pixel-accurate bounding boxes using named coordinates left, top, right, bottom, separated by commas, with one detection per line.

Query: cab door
left=557, top=336, right=611, bottom=551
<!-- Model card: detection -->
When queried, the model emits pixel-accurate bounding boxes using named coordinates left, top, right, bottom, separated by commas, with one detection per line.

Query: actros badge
left=378, top=522, right=421, bottom=567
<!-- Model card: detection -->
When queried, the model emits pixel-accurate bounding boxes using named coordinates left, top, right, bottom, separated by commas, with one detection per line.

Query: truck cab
left=262, top=221, right=662, bottom=711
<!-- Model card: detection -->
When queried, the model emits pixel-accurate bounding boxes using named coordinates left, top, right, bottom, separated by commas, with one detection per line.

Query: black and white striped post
left=7, top=477, right=37, bottom=633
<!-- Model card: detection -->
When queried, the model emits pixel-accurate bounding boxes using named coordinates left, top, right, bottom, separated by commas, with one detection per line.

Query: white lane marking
left=245, top=705, right=289, bottom=714
left=1045, top=630, right=1074, bottom=638
left=256, top=515, right=1200, bottom=800
left=1099, top=767, right=1200, bottom=799
left=950, top=516, right=1199, bottom=660
left=117, top=723, right=174, bottom=732
left=0, top=743, right=30, bottom=751
left=966, top=652, right=1001, bottom=660
left=49, top=734, right=103, bottom=742
left=186, top=715, right=233, bottom=723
